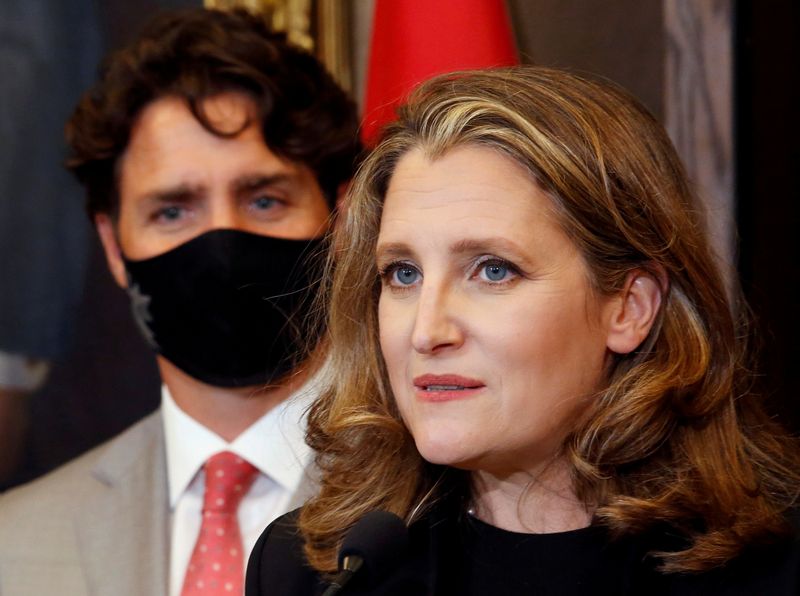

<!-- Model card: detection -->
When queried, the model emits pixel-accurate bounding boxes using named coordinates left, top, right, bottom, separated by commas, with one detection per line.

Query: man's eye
left=156, top=205, right=184, bottom=221
left=252, top=196, right=278, bottom=210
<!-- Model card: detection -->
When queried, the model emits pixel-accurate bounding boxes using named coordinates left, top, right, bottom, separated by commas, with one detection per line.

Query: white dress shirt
left=163, top=380, right=315, bottom=596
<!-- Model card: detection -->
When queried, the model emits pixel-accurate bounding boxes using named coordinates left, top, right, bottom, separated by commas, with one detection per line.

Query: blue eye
left=482, top=261, right=509, bottom=281
left=393, top=266, right=419, bottom=285
left=157, top=205, right=184, bottom=221
left=475, top=258, right=519, bottom=284
left=378, top=261, right=420, bottom=290
left=252, top=196, right=278, bottom=210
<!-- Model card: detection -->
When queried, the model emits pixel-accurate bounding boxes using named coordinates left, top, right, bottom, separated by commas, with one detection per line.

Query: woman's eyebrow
left=375, top=242, right=414, bottom=263
left=450, top=237, right=537, bottom=271
left=450, top=237, right=528, bottom=257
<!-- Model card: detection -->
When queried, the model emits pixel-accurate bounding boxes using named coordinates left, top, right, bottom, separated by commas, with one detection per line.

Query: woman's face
left=377, top=145, right=618, bottom=476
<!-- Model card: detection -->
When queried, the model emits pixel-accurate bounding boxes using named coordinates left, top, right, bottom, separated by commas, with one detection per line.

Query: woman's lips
left=413, top=374, right=485, bottom=402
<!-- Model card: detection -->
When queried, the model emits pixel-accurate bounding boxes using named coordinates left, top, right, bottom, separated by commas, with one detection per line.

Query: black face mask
left=122, top=229, right=325, bottom=388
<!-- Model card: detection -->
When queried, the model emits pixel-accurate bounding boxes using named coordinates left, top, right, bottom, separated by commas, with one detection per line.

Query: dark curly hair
left=66, top=7, right=362, bottom=216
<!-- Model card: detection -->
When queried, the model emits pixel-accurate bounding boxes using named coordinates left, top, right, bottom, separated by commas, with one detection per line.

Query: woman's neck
left=469, top=459, right=592, bottom=534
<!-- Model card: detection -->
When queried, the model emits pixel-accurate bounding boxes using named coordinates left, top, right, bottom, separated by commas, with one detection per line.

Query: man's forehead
left=117, top=96, right=286, bottom=197
left=127, top=92, right=259, bottom=149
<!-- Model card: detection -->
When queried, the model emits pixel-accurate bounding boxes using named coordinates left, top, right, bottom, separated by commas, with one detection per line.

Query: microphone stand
left=321, top=555, right=364, bottom=596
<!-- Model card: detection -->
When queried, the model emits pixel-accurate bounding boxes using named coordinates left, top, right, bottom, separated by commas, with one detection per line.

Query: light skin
left=96, top=91, right=331, bottom=441
left=377, top=145, right=661, bottom=533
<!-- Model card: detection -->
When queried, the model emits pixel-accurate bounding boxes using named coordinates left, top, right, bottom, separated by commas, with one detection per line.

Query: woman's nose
left=410, top=284, right=464, bottom=355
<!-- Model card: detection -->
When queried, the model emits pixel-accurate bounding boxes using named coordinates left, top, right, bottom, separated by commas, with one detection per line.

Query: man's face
left=97, top=91, right=331, bottom=286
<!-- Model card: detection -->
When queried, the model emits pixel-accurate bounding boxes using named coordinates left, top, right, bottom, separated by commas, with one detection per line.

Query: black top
left=455, top=514, right=629, bottom=595
left=246, top=506, right=800, bottom=596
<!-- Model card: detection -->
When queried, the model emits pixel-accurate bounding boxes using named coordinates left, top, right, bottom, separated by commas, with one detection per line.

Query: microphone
left=321, top=510, right=409, bottom=596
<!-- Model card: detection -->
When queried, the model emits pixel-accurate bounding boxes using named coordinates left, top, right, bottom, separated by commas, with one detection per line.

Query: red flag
left=362, top=0, right=518, bottom=145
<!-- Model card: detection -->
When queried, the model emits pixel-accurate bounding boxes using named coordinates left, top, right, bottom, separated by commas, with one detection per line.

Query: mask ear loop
left=124, top=278, right=158, bottom=349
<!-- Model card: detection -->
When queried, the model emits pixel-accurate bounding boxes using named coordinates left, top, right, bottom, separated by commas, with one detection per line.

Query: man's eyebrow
left=232, top=173, right=294, bottom=194
left=142, top=184, right=202, bottom=204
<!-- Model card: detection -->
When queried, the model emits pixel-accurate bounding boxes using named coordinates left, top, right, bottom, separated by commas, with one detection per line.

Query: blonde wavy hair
left=300, top=66, right=799, bottom=574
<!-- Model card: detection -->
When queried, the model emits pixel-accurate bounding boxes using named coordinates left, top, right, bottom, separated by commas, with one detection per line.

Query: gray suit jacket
left=0, top=409, right=316, bottom=595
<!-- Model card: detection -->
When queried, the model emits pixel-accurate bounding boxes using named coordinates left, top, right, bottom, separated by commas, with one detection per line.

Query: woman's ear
left=605, top=267, right=666, bottom=354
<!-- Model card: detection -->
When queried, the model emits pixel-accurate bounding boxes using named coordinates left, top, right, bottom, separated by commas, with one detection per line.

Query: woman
left=247, top=67, right=800, bottom=595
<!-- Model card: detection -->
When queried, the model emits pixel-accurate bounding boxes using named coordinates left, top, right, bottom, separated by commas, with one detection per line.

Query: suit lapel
left=74, top=411, right=170, bottom=596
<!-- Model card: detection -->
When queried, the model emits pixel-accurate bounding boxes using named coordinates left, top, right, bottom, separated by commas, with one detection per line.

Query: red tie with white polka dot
left=181, top=451, right=258, bottom=595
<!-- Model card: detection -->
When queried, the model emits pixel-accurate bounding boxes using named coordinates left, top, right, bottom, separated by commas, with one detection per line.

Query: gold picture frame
left=203, top=0, right=352, bottom=93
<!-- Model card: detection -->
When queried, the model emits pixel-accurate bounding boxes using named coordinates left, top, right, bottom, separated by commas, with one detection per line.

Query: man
left=0, top=8, right=360, bottom=596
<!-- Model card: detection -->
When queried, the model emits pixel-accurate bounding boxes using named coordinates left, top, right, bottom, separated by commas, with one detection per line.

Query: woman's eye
left=380, top=262, right=421, bottom=288
left=483, top=262, right=508, bottom=281
left=393, top=266, right=420, bottom=285
left=476, top=259, right=517, bottom=283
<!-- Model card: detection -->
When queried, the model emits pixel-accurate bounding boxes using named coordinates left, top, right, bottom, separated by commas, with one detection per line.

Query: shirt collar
left=162, top=377, right=317, bottom=508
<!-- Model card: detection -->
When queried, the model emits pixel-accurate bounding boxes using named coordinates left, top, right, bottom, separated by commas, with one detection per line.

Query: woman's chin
left=413, top=432, right=479, bottom=469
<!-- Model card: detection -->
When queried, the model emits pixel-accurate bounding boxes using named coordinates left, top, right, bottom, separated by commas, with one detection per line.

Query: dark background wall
left=736, top=0, right=800, bottom=432
left=8, top=0, right=195, bottom=487
left=508, top=0, right=664, bottom=119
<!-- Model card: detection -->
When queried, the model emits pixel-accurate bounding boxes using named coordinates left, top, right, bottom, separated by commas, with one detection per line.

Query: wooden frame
left=204, top=0, right=352, bottom=92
